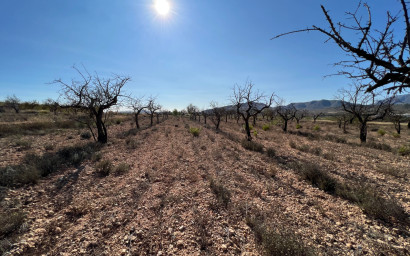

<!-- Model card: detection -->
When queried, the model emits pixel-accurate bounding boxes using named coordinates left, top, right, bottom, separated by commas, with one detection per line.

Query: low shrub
left=189, top=127, right=200, bottom=137
left=95, top=159, right=113, bottom=177
left=0, top=209, right=26, bottom=238
left=0, top=143, right=100, bottom=187
left=114, top=162, right=131, bottom=176
left=392, top=132, right=400, bottom=138
left=364, top=141, right=392, bottom=152
left=262, top=124, right=270, bottom=131
left=210, top=179, right=231, bottom=208
left=313, top=125, right=320, bottom=131
left=253, top=130, right=258, bottom=138
left=398, top=145, right=410, bottom=156
left=266, top=148, right=276, bottom=158
left=246, top=215, right=316, bottom=256
left=44, top=144, right=54, bottom=151
left=13, top=139, right=32, bottom=150
left=296, top=124, right=302, bottom=129
left=377, top=129, right=386, bottom=136
left=299, top=162, right=336, bottom=194
left=126, top=138, right=139, bottom=149
left=241, top=139, right=263, bottom=152
left=80, top=131, right=92, bottom=140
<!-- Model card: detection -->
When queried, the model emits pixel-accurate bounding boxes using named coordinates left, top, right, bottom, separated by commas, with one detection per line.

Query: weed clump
left=0, top=143, right=101, bottom=187
left=189, top=127, right=200, bottom=137
left=80, top=131, right=92, bottom=140
left=95, top=159, right=113, bottom=177
left=0, top=209, right=26, bottom=238
left=377, top=129, right=386, bottom=136
left=296, top=124, right=302, bottom=129
left=241, top=139, right=263, bottom=152
left=392, top=132, right=400, bottom=138
left=299, top=162, right=336, bottom=193
left=266, top=148, right=276, bottom=158
left=114, top=162, right=131, bottom=176
left=313, top=125, right=320, bottom=131
left=398, top=145, right=410, bottom=156
left=246, top=215, right=316, bottom=256
left=262, top=124, right=270, bottom=131
left=210, top=178, right=231, bottom=208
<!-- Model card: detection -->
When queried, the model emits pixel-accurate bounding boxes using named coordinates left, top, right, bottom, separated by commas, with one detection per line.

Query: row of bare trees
left=184, top=80, right=408, bottom=144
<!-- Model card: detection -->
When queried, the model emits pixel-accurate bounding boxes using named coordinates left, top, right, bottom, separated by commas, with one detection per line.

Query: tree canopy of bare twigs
left=128, top=96, right=147, bottom=129
left=338, top=83, right=394, bottom=142
left=147, top=97, right=161, bottom=127
left=294, top=109, right=309, bottom=124
left=53, top=66, right=130, bottom=143
left=272, top=1, right=410, bottom=94
left=232, top=81, right=274, bottom=141
left=5, top=95, right=21, bottom=113
left=210, top=101, right=224, bottom=130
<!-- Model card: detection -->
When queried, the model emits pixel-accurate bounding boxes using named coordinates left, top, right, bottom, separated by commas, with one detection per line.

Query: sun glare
left=154, top=0, right=170, bottom=16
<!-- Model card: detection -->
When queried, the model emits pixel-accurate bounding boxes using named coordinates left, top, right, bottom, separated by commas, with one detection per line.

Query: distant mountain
left=290, top=100, right=342, bottom=111
left=394, top=94, right=410, bottom=104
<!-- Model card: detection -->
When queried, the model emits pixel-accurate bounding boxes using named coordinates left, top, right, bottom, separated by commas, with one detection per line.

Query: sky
left=0, top=0, right=403, bottom=110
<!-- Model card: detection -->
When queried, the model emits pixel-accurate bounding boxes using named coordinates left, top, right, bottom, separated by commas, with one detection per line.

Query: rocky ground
left=0, top=115, right=409, bottom=255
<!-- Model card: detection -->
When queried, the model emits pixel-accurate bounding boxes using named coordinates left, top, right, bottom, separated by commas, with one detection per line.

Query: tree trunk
left=96, top=110, right=107, bottom=143
left=338, top=120, right=342, bottom=129
left=252, top=115, right=256, bottom=126
left=359, top=123, right=367, bottom=143
left=156, top=113, right=159, bottom=124
left=245, top=119, right=252, bottom=140
left=225, top=114, right=228, bottom=123
left=150, top=114, right=154, bottom=127
left=408, top=121, right=410, bottom=129
left=135, top=113, right=140, bottom=129
left=343, top=121, right=348, bottom=134
left=204, top=116, right=207, bottom=124
left=283, top=120, right=288, bottom=132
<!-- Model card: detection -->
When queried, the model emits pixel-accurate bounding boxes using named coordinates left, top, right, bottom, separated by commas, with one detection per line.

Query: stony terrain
left=0, top=114, right=409, bottom=255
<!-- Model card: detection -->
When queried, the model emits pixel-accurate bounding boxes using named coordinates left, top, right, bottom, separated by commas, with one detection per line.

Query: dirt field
left=0, top=114, right=409, bottom=255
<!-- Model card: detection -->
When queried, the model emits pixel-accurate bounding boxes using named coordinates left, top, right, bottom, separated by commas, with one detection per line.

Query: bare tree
left=275, top=100, right=297, bottom=132
left=338, top=83, right=394, bottom=143
left=294, top=109, right=309, bottom=124
left=44, top=98, right=59, bottom=115
left=334, top=112, right=352, bottom=134
left=129, top=96, right=147, bottom=129
left=312, top=112, right=324, bottom=123
left=187, top=104, right=199, bottom=121
left=147, top=97, right=161, bottom=127
left=5, top=95, right=21, bottom=113
left=210, top=101, right=224, bottom=130
left=273, top=1, right=410, bottom=94
left=53, top=66, right=130, bottom=143
left=232, top=81, right=274, bottom=141
left=388, top=111, right=406, bottom=134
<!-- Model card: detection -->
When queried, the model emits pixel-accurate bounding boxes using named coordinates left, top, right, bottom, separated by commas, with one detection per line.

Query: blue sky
left=0, top=0, right=401, bottom=110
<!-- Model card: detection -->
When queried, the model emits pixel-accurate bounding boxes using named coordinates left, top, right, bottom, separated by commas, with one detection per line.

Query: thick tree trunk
left=96, top=110, right=107, bottom=143
left=283, top=120, right=288, bottom=132
left=135, top=113, right=140, bottom=129
left=359, top=123, right=367, bottom=143
left=245, top=119, right=252, bottom=140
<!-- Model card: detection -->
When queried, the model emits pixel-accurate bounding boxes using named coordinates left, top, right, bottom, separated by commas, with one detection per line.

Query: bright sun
left=154, top=0, right=170, bottom=16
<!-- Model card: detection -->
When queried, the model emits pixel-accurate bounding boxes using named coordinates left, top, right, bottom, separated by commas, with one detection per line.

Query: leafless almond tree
left=129, top=96, right=147, bottom=129
left=275, top=99, right=297, bottom=132
left=210, top=101, right=224, bottom=130
left=53, top=66, right=130, bottom=143
left=273, top=1, right=410, bottom=94
left=232, top=81, right=274, bottom=141
left=5, top=95, right=20, bottom=113
left=294, top=109, right=309, bottom=124
left=338, top=83, right=394, bottom=143
left=312, top=112, right=324, bottom=123
left=147, top=97, right=161, bottom=127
